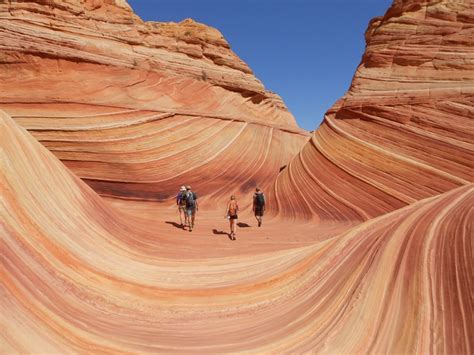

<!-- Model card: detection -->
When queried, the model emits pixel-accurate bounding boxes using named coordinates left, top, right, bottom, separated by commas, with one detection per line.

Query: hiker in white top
left=176, top=185, right=188, bottom=227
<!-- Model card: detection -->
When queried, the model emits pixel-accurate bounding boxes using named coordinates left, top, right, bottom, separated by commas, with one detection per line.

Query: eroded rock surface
left=2, top=111, right=472, bottom=353
left=272, top=0, right=473, bottom=222
left=1, top=0, right=473, bottom=353
left=0, top=0, right=309, bottom=203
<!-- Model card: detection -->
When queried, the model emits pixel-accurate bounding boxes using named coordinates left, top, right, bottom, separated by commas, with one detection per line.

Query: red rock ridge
left=0, top=0, right=309, bottom=203
left=271, top=0, right=474, bottom=222
left=0, top=0, right=297, bottom=126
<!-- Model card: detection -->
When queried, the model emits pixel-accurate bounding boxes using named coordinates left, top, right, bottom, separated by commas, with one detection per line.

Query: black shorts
left=254, top=206, right=264, bottom=216
left=229, top=214, right=238, bottom=220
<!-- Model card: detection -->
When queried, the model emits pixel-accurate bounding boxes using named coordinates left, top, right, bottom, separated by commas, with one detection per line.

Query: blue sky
left=128, top=0, right=392, bottom=131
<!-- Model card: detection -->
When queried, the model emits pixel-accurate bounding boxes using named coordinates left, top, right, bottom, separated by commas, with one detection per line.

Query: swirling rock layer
left=4, top=104, right=308, bottom=207
left=2, top=112, right=472, bottom=353
left=0, top=0, right=308, bottom=204
left=272, top=0, right=473, bottom=221
left=1, top=0, right=473, bottom=353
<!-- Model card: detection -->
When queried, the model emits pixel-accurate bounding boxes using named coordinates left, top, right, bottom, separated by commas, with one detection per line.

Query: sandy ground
left=104, top=197, right=356, bottom=259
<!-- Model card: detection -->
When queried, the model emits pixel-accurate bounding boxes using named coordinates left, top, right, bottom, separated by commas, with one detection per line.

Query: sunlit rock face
left=2, top=111, right=472, bottom=353
left=271, top=0, right=473, bottom=222
left=0, top=0, right=309, bottom=204
left=1, top=0, right=473, bottom=353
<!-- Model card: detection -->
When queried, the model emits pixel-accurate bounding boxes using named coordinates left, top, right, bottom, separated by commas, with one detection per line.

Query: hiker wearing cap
left=185, top=185, right=198, bottom=232
left=253, top=187, right=266, bottom=227
left=176, top=186, right=188, bottom=227
left=225, top=195, right=239, bottom=240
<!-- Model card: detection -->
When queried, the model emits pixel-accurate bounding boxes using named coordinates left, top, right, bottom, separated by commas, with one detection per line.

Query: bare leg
left=230, top=219, right=236, bottom=239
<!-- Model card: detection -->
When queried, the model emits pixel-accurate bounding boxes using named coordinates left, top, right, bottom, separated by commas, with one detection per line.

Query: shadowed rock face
left=271, top=0, right=473, bottom=222
left=1, top=0, right=473, bottom=353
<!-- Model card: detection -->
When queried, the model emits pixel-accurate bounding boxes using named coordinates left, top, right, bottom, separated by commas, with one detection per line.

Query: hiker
left=176, top=185, right=188, bottom=227
left=253, top=187, right=265, bottom=227
left=225, top=195, right=239, bottom=240
left=185, top=185, right=198, bottom=232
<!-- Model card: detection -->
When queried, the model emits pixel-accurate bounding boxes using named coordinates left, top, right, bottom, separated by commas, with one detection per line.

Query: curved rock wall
left=2, top=111, right=472, bottom=353
left=0, top=0, right=309, bottom=203
left=1, top=0, right=473, bottom=353
left=271, top=0, right=473, bottom=221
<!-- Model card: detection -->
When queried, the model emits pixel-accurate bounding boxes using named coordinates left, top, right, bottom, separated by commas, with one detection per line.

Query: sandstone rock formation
left=2, top=111, right=472, bottom=353
left=1, top=0, right=473, bottom=353
left=0, top=0, right=309, bottom=204
left=271, top=0, right=474, bottom=222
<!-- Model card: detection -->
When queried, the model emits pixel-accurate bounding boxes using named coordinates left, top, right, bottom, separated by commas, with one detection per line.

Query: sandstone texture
left=1, top=0, right=473, bottom=353
left=2, top=111, right=472, bottom=353
left=0, top=0, right=295, bottom=124
left=0, top=0, right=308, bottom=204
left=272, top=0, right=474, bottom=222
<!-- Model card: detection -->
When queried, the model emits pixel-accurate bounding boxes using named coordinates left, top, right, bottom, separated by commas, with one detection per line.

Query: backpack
left=186, top=191, right=196, bottom=208
left=255, top=193, right=265, bottom=207
left=178, top=191, right=187, bottom=206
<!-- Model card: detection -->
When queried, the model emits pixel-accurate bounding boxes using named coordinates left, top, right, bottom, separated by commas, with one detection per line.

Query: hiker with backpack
left=185, top=185, right=198, bottom=232
left=176, top=185, right=188, bottom=227
left=253, top=187, right=266, bottom=227
left=225, top=195, right=239, bottom=240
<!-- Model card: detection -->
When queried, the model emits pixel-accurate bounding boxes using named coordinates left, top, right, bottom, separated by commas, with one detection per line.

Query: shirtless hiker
left=225, top=195, right=239, bottom=240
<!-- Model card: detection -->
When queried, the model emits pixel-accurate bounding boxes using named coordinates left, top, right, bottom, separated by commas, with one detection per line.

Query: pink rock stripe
left=1, top=112, right=472, bottom=352
left=1, top=0, right=473, bottom=353
left=271, top=0, right=473, bottom=221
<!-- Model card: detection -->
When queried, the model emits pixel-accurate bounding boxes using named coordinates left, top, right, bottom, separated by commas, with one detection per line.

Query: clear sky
left=127, top=0, right=393, bottom=131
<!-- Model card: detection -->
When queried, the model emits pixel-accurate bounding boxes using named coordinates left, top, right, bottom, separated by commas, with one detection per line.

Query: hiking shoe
left=258, top=220, right=262, bottom=227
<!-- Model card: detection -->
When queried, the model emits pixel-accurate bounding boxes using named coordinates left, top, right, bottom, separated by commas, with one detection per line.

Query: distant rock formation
left=272, top=0, right=473, bottom=221
left=0, top=0, right=295, bottom=124
left=0, top=0, right=309, bottom=203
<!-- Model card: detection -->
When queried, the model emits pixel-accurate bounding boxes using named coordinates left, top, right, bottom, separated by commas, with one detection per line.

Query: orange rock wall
left=1, top=0, right=473, bottom=353
left=2, top=111, right=472, bottom=353
left=271, top=0, right=474, bottom=222
left=0, top=0, right=309, bottom=204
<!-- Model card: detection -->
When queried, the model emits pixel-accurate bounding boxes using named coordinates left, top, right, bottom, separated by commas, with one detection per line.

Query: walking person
left=185, top=185, right=198, bottom=232
left=176, top=185, right=188, bottom=227
left=225, top=195, right=239, bottom=240
left=253, top=187, right=265, bottom=227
